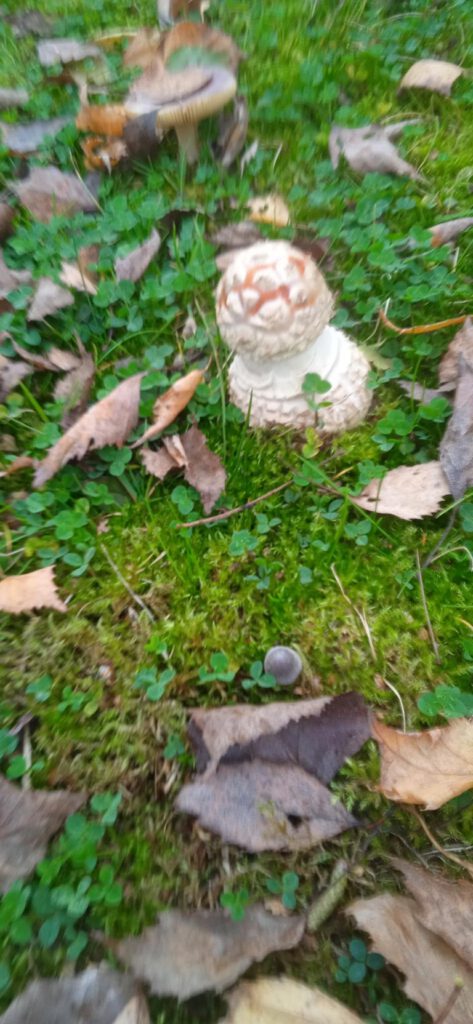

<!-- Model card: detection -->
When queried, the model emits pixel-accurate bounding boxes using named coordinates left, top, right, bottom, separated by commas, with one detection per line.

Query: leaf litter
left=142, top=424, right=226, bottom=512
left=399, top=58, right=464, bottom=96
left=440, top=354, right=473, bottom=498
left=372, top=716, right=473, bottom=809
left=352, top=461, right=450, bottom=520
left=0, top=566, right=67, bottom=614
left=11, top=166, right=99, bottom=222
left=329, top=120, right=423, bottom=180
left=0, top=965, right=149, bottom=1024
left=27, top=276, right=74, bottom=321
left=132, top=368, right=204, bottom=446
left=115, top=228, right=161, bottom=282
left=0, top=117, right=71, bottom=156
left=220, top=977, right=365, bottom=1024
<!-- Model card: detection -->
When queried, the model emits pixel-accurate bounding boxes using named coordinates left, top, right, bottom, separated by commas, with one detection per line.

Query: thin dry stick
left=433, top=984, right=463, bottom=1024
left=176, top=481, right=290, bottom=529
left=382, top=679, right=407, bottom=733
left=409, top=807, right=473, bottom=880
left=100, top=543, right=156, bottom=622
left=415, top=549, right=441, bottom=663
left=379, top=307, right=468, bottom=336
left=330, top=564, right=377, bottom=661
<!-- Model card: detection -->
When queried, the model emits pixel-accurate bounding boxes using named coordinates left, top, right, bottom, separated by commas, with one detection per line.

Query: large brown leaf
left=132, top=369, right=203, bottom=447
left=400, top=59, right=463, bottom=97
left=27, top=276, right=74, bottom=321
left=0, top=117, right=70, bottom=156
left=329, top=121, right=423, bottom=180
left=12, top=166, right=99, bottom=223
left=393, top=858, right=473, bottom=970
left=220, top=978, right=365, bottom=1024
left=188, top=692, right=371, bottom=779
left=439, top=318, right=473, bottom=385
left=0, top=966, right=149, bottom=1024
left=33, top=373, right=142, bottom=487
left=111, top=905, right=304, bottom=999
left=352, top=461, right=450, bottom=520
left=440, top=354, right=473, bottom=498
left=176, top=760, right=357, bottom=852
left=0, top=774, right=85, bottom=890
left=0, top=566, right=67, bottom=614
left=142, top=425, right=226, bottom=513
left=348, top=893, right=473, bottom=1024
left=372, top=716, right=473, bottom=809
left=115, top=229, right=161, bottom=283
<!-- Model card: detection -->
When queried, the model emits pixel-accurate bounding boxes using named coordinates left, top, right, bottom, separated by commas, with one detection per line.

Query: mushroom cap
left=216, top=241, right=334, bottom=360
left=155, top=66, right=236, bottom=129
left=264, top=646, right=302, bottom=686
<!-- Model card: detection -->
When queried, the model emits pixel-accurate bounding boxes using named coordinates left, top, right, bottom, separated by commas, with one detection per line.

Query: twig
left=21, top=724, right=32, bottom=791
left=409, top=807, right=473, bottom=880
left=415, top=550, right=441, bottom=663
left=176, top=481, right=290, bottom=529
left=379, top=307, right=468, bottom=336
left=100, top=544, right=156, bottom=622
left=382, top=679, right=407, bottom=733
left=421, top=509, right=457, bottom=569
left=433, top=982, right=463, bottom=1024
left=330, top=564, right=376, bottom=661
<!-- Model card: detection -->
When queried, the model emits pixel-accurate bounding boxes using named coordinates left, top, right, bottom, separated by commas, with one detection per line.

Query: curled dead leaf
left=220, top=977, right=365, bottom=1024
left=430, top=216, right=473, bottom=248
left=440, top=354, right=473, bottom=498
left=142, top=425, right=226, bottom=512
left=115, top=229, right=161, bottom=283
left=248, top=194, right=290, bottom=227
left=372, top=716, right=473, bottom=809
left=0, top=356, right=31, bottom=401
left=329, top=121, right=423, bottom=180
left=400, top=58, right=463, bottom=97
left=0, top=566, right=67, bottom=614
left=111, top=905, right=304, bottom=998
left=27, top=277, right=74, bottom=321
left=352, top=461, right=450, bottom=520
left=132, top=369, right=204, bottom=447
left=439, top=318, right=473, bottom=386
left=34, top=373, right=143, bottom=487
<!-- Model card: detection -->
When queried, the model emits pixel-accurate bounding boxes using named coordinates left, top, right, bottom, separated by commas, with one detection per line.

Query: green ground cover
left=0, top=0, right=472, bottom=1019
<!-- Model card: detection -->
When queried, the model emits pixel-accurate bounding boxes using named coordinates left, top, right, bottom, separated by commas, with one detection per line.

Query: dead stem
left=379, top=307, right=468, bottom=336
left=176, top=481, right=290, bottom=529
left=100, top=543, right=156, bottom=622
left=409, top=807, right=473, bottom=880
left=433, top=982, right=463, bottom=1024
left=330, top=564, right=376, bottom=660
left=415, top=550, right=441, bottom=663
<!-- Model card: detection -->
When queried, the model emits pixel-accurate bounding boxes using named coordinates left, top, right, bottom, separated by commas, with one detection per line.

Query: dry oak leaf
left=27, top=276, right=74, bottom=321
left=352, top=461, right=450, bottom=520
left=439, top=318, right=473, bottom=386
left=0, top=774, right=84, bottom=891
left=392, top=858, right=473, bottom=970
left=372, top=716, right=473, bottom=809
left=176, top=760, right=357, bottom=852
left=440, top=354, right=473, bottom=498
left=132, top=368, right=203, bottom=447
left=220, top=977, right=364, bottom=1024
left=400, top=59, right=463, bottom=97
left=348, top=893, right=473, bottom=1024
left=0, top=965, right=150, bottom=1024
left=143, top=425, right=226, bottom=513
left=0, top=356, right=31, bottom=402
left=0, top=566, right=67, bottom=614
left=115, top=228, right=161, bottom=283
left=37, top=37, right=102, bottom=66
left=247, top=194, right=290, bottom=227
left=329, top=120, right=423, bottom=180
left=0, top=117, right=70, bottom=156
left=33, top=373, right=143, bottom=488
left=430, top=217, right=473, bottom=248
left=188, top=691, right=371, bottom=779
left=11, top=166, right=99, bottom=223
left=111, top=905, right=304, bottom=999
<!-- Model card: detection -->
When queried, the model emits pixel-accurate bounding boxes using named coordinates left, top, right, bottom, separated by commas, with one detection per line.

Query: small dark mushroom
left=264, top=646, right=302, bottom=686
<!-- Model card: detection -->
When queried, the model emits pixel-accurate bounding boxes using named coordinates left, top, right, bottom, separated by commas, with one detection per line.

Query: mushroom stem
left=175, top=123, right=199, bottom=164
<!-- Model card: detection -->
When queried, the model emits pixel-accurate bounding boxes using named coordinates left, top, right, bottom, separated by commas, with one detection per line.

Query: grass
left=1, top=0, right=473, bottom=1019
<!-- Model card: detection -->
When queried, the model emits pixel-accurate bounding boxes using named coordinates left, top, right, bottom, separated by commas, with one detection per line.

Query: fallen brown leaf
left=115, top=229, right=161, bottom=283
left=0, top=566, right=67, bottom=614
left=27, top=277, right=74, bottom=321
left=188, top=692, right=371, bottom=779
left=398, top=379, right=453, bottom=403
left=248, top=194, right=290, bottom=227
left=54, top=343, right=95, bottom=428
left=132, top=369, right=203, bottom=447
left=430, top=216, right=473, bottom=248
left=348, top=893, right=473, bottom=1024
left=0, top=356, right=31, bottom=401
left=440, top=354, right=473, bottom=498
left=176, top=760, right=357, bottom=851
left=352, top=461, right=450, bottom=520
left=210, top=221, right=262, bottom=251
left=220, top=977, right=365, bottom=1024
left=0, top=117, right=70, bottom=156
left=372, top=716, right=473, bottom=809
left=12, top=342, right=80, bottom=373
left=0, top=965, right=149, bottom=1024
left=81, top=135, right=129, bottom=172
left=5, top=9, right=52, bottom=38
left=0, top=88, right=29, bottom=109
left=400, top=58, right=463, bottom=97
left=37, top=37, right=102, bottom=66
left=123, top=27, right=162, bottom=70
left=0, top=251, right=33, bottom=303
left=143, top=425, right=226, bottom=513
left=34, top=373, right=142, bottom=487
left=217, top=96, right=249, bottom=169
left=60, top=259, right=97, bottom=295
left=11, top=166, right=99, bottom=223
left=329, top=120, right=423, bottom=180
left=439, top=318, right=473, bottom=386
left=393, top=858, right=473, bottom=970
left=0, top=773, right=84, bottom=890
left=0, top=455, right=36, bottom=479
left=111, top=905, right=304, bottom=998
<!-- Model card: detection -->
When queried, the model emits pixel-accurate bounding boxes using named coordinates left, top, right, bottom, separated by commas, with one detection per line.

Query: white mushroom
left=216, top=240, right=372, bottom=435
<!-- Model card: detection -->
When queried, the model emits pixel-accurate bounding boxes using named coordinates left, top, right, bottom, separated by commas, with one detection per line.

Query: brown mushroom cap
left=155, top=66, right=237, bottom=129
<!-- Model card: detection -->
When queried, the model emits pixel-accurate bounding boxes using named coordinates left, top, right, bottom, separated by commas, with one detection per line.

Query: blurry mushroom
left=264, top=646, right=302, bottom=686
